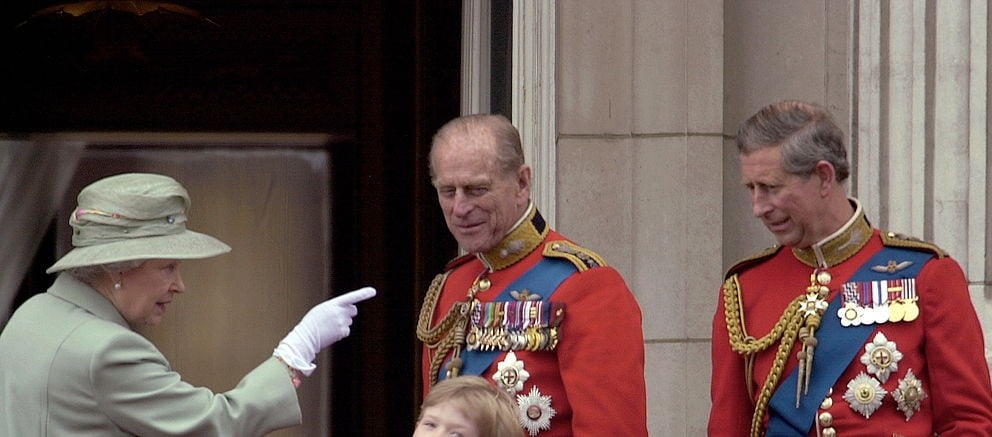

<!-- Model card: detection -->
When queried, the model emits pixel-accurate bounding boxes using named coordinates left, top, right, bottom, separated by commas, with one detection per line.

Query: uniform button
left=818, top=412, right=833, bottom=427
left=821, top=427, right=836, bottom=437
left=820, top=396, right=833, bottom=409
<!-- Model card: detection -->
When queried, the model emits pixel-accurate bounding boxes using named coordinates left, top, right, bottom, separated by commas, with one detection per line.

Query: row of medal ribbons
left=466, top=300, right=565, bottom=352
left=838, top=278, right=919, bottom=327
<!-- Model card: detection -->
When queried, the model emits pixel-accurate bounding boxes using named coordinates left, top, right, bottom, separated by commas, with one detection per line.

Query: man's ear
left=518, top=164, right=532, bottom=191
left=813, top=160, right=836, bottom=194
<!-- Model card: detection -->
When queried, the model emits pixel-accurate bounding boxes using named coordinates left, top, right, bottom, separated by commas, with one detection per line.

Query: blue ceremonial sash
left=765, top=247, right=934, bottom=436
left=438, top=257, right=576, bottom=382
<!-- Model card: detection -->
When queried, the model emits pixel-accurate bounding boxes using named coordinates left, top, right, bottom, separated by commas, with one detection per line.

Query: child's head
left=414, top=376, right=524, bottom=437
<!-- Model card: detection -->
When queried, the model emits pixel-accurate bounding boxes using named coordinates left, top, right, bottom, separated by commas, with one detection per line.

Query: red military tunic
left=710, top=203, right=992, bottom=436
left=418, top=206, right=647, bottom=436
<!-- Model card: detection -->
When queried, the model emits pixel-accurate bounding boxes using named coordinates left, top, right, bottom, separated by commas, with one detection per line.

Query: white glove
left=273, top=286, right=376, bottom=376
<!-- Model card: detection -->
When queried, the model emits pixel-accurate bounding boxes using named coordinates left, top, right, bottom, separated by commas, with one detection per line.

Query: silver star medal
left=893, top=369, right=927, bottom=421
left=517, top=385, right=556, bottom=436
left=844, top=372, right=887, bottom=418
left=860, top=331, right=903, bottom=383
left=493, top=351, right=530, bottom=395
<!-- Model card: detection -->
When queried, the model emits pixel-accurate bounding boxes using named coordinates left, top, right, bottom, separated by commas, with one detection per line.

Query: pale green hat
left=46, top=173, right=231, bottom=274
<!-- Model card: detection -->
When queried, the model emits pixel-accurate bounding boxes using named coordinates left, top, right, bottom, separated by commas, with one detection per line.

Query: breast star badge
left=493, top=351, right=529, bottom=395
left=893, top=369, right=927, bottom=421
left=517, top=385, right=556, bottom=436
left=844, top=372, right=887, bottom=419
left=860, top=331, right=903, bottom=383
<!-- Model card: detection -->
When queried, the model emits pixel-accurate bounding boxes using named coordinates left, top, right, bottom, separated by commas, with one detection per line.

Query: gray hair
left=68, top=260, right=145, bottom=285
left=736, top=100, right=850, bottom=182
left=428, top=114, right=525, bottom=183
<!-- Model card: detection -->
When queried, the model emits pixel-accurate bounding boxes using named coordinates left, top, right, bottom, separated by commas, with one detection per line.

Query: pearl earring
left=114, top=281, right=122, bottom=290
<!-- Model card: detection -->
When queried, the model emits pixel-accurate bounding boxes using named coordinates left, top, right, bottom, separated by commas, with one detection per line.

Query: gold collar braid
left=791, top=199, right=871, bottom=268
left=477, top=203, right=549, bottom=271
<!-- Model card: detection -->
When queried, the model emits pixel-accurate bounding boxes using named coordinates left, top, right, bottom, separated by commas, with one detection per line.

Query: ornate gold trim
left=479, top=205, right=550, bottom=271
left=417, top=272, right=471, bottom=387
left=725, top=245, right=781, bottom=279
left=722, top=274, right=807, bottom=437
left=543, top=240, right=606, bottom=271
left=792, top=208, right=872, bottom=268
left=880, top=231, right=945, bottom=258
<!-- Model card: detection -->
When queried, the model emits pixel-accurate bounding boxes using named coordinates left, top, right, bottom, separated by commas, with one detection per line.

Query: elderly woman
left=0, top=173, right=375, bottom=436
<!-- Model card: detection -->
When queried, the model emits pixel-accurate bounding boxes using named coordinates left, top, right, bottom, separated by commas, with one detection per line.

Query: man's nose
left=751, top=191, right=772, bottom=218
left=452, top=192, right=474, bottom=217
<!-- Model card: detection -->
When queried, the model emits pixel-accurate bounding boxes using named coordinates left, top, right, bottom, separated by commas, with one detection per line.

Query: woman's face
left=108, top=259, right=185, bottom=326
left=413, top=400, right=480, bottom=437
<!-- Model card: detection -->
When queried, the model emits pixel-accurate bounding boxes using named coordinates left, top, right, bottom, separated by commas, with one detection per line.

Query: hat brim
left=46, top=230, right=231, bottom=274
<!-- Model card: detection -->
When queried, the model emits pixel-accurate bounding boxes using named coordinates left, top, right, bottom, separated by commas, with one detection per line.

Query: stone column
left=854, top=0, right=991, bottom=372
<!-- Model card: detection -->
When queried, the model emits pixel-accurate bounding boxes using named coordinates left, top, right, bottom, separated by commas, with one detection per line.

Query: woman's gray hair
left=735, top=100, right=850, bottom=182
left=68, top=260, right=145, bottom=285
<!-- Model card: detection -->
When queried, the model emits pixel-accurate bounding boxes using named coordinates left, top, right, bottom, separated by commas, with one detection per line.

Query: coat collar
left=48, top=273, right=130, bottom=329
left=791, top=198, right=872, bottom=268
left=477, top=202, right=549, bottom=271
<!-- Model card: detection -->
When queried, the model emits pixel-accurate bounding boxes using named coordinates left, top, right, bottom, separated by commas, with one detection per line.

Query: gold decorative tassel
left=796, top=271, right=831, bottom=407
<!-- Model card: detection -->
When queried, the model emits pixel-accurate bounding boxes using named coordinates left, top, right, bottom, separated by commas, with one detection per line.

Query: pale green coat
left=0, top=273, right=301, bottom=436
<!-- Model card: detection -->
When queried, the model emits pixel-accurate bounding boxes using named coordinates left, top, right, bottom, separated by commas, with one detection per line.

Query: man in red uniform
left=710, top=100, right=992, bottom=436
left=417, top=114, right=647, bottom=436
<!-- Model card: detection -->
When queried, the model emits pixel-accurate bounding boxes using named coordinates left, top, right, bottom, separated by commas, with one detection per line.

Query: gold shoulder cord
left=416, top=272, right=471, bottom=387
left=722, top=275, right=804, bottom=437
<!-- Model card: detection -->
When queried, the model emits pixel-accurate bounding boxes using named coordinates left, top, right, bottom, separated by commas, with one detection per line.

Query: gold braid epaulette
left=543, top=240, right=607, bottom=271
left=722, top=274, right=804, bottom=437
left=724, top=245, right=782, bottom=279
left=880, top=231, right=946, bottom=258
left=416, top=272, right=471, bottom=387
